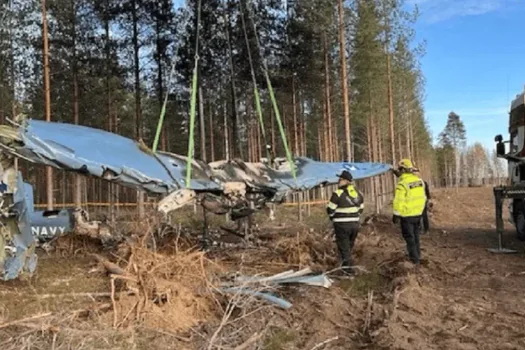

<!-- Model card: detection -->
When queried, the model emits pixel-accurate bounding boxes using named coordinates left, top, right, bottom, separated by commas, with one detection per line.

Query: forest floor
left=2, top=186, right=525, bottom=350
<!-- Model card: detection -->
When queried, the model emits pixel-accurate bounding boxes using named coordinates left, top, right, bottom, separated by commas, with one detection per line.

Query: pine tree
left=439, top=111, right=466, bottom=188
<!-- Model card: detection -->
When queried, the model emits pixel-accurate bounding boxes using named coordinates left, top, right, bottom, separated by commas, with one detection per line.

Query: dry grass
left=0, top=215, right=286, bottom=349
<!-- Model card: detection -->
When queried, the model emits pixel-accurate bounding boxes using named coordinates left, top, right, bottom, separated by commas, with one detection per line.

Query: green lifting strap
left=185, top=0, right=202, bottom=188
left=239, top=0, right=270, bottom=163
left=152, top=57, right=177, bottom=153
left=245, top=0, right=296, bottom=180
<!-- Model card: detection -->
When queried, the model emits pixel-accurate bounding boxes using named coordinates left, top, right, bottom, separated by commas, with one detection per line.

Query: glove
left=392, top=215, right=400, bottom=224
left=427, top=200, right=434, bottom=211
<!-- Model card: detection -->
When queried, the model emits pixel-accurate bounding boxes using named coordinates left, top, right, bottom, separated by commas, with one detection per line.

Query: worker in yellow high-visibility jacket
left=392, top=159, right=427, bottom=265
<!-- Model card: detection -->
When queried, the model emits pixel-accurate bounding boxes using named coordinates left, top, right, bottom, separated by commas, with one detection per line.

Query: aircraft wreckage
left=0, top=116, right=392, bottom=280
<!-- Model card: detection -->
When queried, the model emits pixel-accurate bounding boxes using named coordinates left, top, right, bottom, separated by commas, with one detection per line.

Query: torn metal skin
left=0, top=150, right=37, bottom=280
left=0, top=117, right=392, bottom=216
left=0, top=116, right=392, bottom=280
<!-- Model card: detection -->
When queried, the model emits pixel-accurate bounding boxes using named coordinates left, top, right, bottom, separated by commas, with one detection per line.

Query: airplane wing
left=208, top=157, right=391, bottom=200
left=0, top=118, right=392, bottom=199
left=0, top=118, right=219, bottom=194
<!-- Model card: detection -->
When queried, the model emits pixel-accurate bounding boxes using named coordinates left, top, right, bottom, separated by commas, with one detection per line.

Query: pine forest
left=0, top=0, right=506, bottom=212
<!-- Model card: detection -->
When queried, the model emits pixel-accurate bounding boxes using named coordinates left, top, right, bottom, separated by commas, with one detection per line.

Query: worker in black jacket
left=326, top=170, right=364, bottom=275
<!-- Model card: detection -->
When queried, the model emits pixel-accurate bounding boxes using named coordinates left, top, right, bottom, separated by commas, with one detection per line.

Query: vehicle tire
left=515, top=211, right=525, bottom=241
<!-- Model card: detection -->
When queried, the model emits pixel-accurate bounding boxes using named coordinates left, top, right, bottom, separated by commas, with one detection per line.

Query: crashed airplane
left=0, top=116, right=392, bottom=280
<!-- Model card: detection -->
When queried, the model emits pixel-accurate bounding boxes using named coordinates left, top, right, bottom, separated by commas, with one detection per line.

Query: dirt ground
left=2, top=186, right=525, bottom=350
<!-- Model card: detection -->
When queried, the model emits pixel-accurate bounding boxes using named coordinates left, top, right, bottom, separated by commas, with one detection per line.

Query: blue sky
left=407, top=0, right=525, bottom=150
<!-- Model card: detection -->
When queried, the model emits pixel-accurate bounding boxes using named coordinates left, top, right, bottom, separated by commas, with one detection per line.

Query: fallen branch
left=30, top=291, right=135, bottom=299
left=310, top=336, right=339, bottom=350
left=233, top=332, right=264, bottom=350
left=0, top=329, right=39, bottom=346
left=0, top=312, right=53, bottom=329
left=110, top=273, right=138, bottom=283
left=363, top=290, right=374, bottom=334
left=92, top=254, right=127, bottom=276
left=111, top=278, right=118, bottom=328
left=140, top=326, right=193, bottom=342
left=0, top=304, right=112, bottom=332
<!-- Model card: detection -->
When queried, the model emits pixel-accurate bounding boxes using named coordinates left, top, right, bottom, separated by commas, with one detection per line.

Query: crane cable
left=185, top=0, right=202, bottom=187
left=244, top=0, right=297, bottom=180
left=239, top=0, right=271, bottom=163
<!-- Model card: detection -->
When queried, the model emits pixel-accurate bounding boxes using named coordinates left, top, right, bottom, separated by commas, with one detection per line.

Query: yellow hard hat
left=398, top=159, right=414, bottom=169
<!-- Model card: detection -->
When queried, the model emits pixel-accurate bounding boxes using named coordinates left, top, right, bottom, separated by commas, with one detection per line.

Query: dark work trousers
left=401, top=216, right=422, bottom=264
left=333, top=222, right=359, bottom=271
left=421, top=203, right=430, bottom=232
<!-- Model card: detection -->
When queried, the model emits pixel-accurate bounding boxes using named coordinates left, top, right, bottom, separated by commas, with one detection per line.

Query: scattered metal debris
left=220, top=267, right=334, bottom=309
left=0, top=170, right=38, bottom=280
left=220, top=287, right=293, bottom=309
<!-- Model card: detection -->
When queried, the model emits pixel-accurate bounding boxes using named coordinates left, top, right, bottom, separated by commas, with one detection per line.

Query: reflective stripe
left=335, top=207, right=360, bottom=214
left=327, top=202, right=338, bottom=210
left=393, top=210, right=401, bottom=216
left=333, top=217, right=360, bottom=222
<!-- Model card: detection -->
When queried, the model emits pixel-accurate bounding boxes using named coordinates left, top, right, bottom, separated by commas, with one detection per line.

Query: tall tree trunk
left=223, top=99, right=229, bottom=160
left=386, top=53, right=396, bottom=164
left=371, top=117, right=380, bottom=213
left=405, top=115, right=412, bottom=160
left=131, top=0, right=144, bottom=218
left=292, top=76, right=298, bottom=156
left=42, top=0, right=53, bottom=210
left=271, top=108, right=276, bottom=156
left=155, top=14, right=167, bottom=151
left=318, top=121, right=323, bottom=161
left=300, top=97, right=306, bottom=156
left=225, top=5, right=242, bottom=158
left=9, top=0, right=15, bottom=118
left=10, top=13, right=16, bottom=174
left=455, top=148, right=460, bottom=191
left=209, top=102, right=215, bottom=161
left=444, top=154, right=448, bottom=187
left=333, top=123, right=340, bottom=161
left=378, top=123, right=386, bottom=210
left=256, top=117, right=261, bottom=160
left=72, top=0, right=82, bottom=208
left=338, top=0, right=351, bottom=161
left=323, top=32, right=333, bottom=162
left=323, top=99, right=328, bottom=161
left=368, top=87, right=380, bottom=213
left=105, top=0, right=115, bottom=224
left=385, top=35, right=396, bottom=167
left=247, top=122, right=252, bottom=162
left=367, top=116, right=376, bottom=209
left=398, top=131, right=403, bottom=160
left=409, top=115, right=415, bottom=162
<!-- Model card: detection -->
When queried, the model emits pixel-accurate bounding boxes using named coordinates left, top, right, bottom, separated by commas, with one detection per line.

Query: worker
left=392, top=159, right=427, bottom=265
left=414, top=168, right=432, bottom=234
left=326, top=170, right=365, bottom=275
